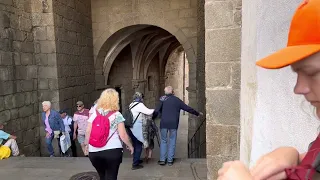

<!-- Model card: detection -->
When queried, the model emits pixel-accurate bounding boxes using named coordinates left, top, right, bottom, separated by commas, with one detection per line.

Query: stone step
left=0, top=157, right=207, bottom=180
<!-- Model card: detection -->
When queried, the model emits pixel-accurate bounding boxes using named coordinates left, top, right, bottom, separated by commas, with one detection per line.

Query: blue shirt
left=0, top=130, right=10, bottom=145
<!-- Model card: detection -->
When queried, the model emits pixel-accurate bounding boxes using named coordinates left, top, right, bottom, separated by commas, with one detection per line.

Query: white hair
left=164, top=86, right=173, bottom=94
left=42, top=101, right=51, bottom=107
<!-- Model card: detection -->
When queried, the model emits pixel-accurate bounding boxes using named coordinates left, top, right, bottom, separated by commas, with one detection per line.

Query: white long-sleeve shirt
left=129, top=102, right=154, bottom=142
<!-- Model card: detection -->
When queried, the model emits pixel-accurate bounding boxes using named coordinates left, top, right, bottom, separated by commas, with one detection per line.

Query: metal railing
left=188, top=118, right=206, bottom=158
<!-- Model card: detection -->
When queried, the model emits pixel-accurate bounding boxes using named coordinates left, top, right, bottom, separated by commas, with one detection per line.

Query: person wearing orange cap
left=218, top=0, right=320, bottom=179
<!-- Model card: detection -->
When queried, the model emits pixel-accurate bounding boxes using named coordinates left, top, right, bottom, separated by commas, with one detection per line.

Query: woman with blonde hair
left=84, top=88, right=134, bottom=180
left=218, top=0, right=320, bottom=179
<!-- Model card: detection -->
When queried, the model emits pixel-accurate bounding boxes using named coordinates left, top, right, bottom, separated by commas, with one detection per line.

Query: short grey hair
left=42, top=101, right=51, bottom=107
left=133, top=92, right=144, bottom=100
left=164, top=86, right=173, bottom=95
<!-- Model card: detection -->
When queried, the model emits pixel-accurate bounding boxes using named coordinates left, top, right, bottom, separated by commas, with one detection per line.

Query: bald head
left=164, top=86, right=173, bottom=95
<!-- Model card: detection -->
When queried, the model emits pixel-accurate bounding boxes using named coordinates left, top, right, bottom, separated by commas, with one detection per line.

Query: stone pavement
left=0, top=157, right=207, bottom=180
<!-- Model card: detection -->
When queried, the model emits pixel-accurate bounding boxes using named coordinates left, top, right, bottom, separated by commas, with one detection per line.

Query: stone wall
left=165, top=47, right=189, bottom=104
left=0, top=0, right=40, bottom=156
left=144, top=55, right=160, bottom=109
left=52, top=0, right=95, bottom=111
left=107, top=45, right=134, bottom=110
left=29, top=0, right=95, bottom=157
left=205, top=0, right=242, bottom=179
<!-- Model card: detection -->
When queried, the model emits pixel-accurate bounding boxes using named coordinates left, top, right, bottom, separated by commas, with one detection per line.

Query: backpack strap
left=285, top=134, right=320, bottom=179
left=129, top=102, right=140, bottom=110
left=102, top=111, right=117, bottom=144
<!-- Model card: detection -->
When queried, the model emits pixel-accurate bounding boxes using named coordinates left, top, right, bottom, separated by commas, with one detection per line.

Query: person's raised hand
left=250, top=147, right=299, bottom=180
left=218, top=161, right=253, bottom=180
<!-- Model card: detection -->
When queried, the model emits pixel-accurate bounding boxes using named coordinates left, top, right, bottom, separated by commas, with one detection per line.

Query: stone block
left=46, top=26, right=55, bottom=40
left=0, top=38, right=11, bottom=51
left=234, top=9, right=242, bottom=25
left=38, top=67, right=57, bottom=78
left=33, top=26, right=47, bottom=41
left=205, top=1, right=234, bottom=29
left=21, top=53, right=33, bottom=65
left=19, top=104, right=34, bottom=118
left=40, top=41, right=56, bottom=53
left=206, top=124, right=239, bottom=156
left=207, top=155, right=238, bottom=180
left=0, top=81, right=14, bottom=95
left=206, top=89, right=240, bottom=125
left=47, top=53, right=57, bottom=66
left=48, top=79, right=58, bottom=90
left=17, top=80, right=34, bottom=92
left=10, top=108, right=19, bottom=119
left=13, top=30, right=27, bottom=41
left=13, top=52, right=20, bottom=65
left=41, top=13, right=54, bottom=26
left=206, top=28, right=241, bottom=62
left=0, top=12, right=10, bottom=28
left=0, top=96, right=3, bottom=111
left=5, top=93, right=25, bottom=109
left=38, top=90, right=59, bottom=102
left=0, top=66, right=13, bottom=81
left=25, top=92, right=32, bottom=105
left=21, top=42, right=34, bottom=53
left=1, top=51, right=13, bottom=65
left=19, top=16, right=32, bottom=32
left=170, top=0, right=190, bottom=9
left=35, top=54, right=48, bottom=65
left=15, top=66, right=37, bottom=80
left=0, top=110, right=10, bottom=124
left=179, top=8, right=196, bottom=18
left=231, top=62, right=240, bottom=89
left=181, top=27, right=197, bottom=38
left=206, top=63, right=232, bottom=88
left=38, top=79, right=48, bottom=90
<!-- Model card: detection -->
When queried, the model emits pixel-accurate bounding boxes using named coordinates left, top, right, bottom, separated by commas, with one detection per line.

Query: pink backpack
left=89, top=110, right=116, bottom=148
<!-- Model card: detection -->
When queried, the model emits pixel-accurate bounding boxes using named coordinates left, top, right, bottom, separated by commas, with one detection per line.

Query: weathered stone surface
left=206, top=28, right=241, bottom=62
left=19, top=104, right=34, bottom=118
left=0, top=110, right=10, bottom=123
left=205, top=1, right=234, bottom=29
left=207, top=155, right=237, bottom=180
left=21, top=53, right=33, bottom=65
left=40, top=41, right=56, bottom=53
left=0, top=97, right=4, bottom=111
left=206, top=63, right=232, bottom=88
left=1, top=51, right=13, bottom=65
left=0, top=81, right=14, bottom=95
left=17, top=80, right=34, bottom=92
left=206, top=90, right=240, bottom=125
left=206, top=124, right=239, bottom=156
left=38, top=67, right=57, bottom=78
left=231, top=62, right=240, bottom=89
left=10, top=108, right=19, bottom=119
left=33, top=27, right=47, bottom=40
left=0, top=66, right=13, bottom=81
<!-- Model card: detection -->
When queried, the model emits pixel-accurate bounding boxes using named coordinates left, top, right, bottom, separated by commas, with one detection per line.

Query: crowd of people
left=0, top=85, right=202, bottom=180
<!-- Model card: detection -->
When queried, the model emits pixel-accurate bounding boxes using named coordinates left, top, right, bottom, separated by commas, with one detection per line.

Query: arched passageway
left=93, top=24, right=201, bottom=158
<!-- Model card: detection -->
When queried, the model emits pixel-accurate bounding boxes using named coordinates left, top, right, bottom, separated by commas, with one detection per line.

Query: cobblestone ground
left=0, top=157, right=207, bottom=180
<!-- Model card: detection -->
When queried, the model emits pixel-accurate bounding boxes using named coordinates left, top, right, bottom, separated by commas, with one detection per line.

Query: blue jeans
left=45, top=133, right=62, bottom=156
left=127, top=128, right=143, bottom=166
left=160, top=129, right=177, bottom=162
left=45, top=133, right=54, bottom=156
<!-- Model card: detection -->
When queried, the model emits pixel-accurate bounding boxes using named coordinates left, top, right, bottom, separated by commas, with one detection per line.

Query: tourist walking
left=153, top=86, right=202, bottom=166
left=127, top=92, right=155, bottom=170
left=0, top=123, right=20, bottom=159
left=84, top=88, right=133, bottom=180
left=41, top=101, right=65, bottom=157
left=59, top=109, right=77, bottom=157
left=218, top=0, right=320, bottom=179
left=73, top=101, right=90, bottom=156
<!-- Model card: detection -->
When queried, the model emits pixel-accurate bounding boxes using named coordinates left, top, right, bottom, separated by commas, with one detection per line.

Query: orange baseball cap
left=256, top=0, right=320, bottom=69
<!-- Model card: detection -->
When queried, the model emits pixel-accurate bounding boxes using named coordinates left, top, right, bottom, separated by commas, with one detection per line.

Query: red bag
left=285, top=135, right=320, bottom=179
left=89, top=110, right=116, bottom=148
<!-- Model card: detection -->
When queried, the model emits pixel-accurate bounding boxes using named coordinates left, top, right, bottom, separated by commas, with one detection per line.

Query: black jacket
left=153, top=94, right=199, bottom=129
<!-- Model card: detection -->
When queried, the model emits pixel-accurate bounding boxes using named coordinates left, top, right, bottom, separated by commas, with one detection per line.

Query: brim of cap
left=256, top=45, right=320, bottom=69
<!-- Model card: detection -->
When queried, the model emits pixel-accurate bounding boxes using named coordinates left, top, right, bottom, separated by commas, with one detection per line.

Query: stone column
left=205, top=0, right=242, bottom=179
